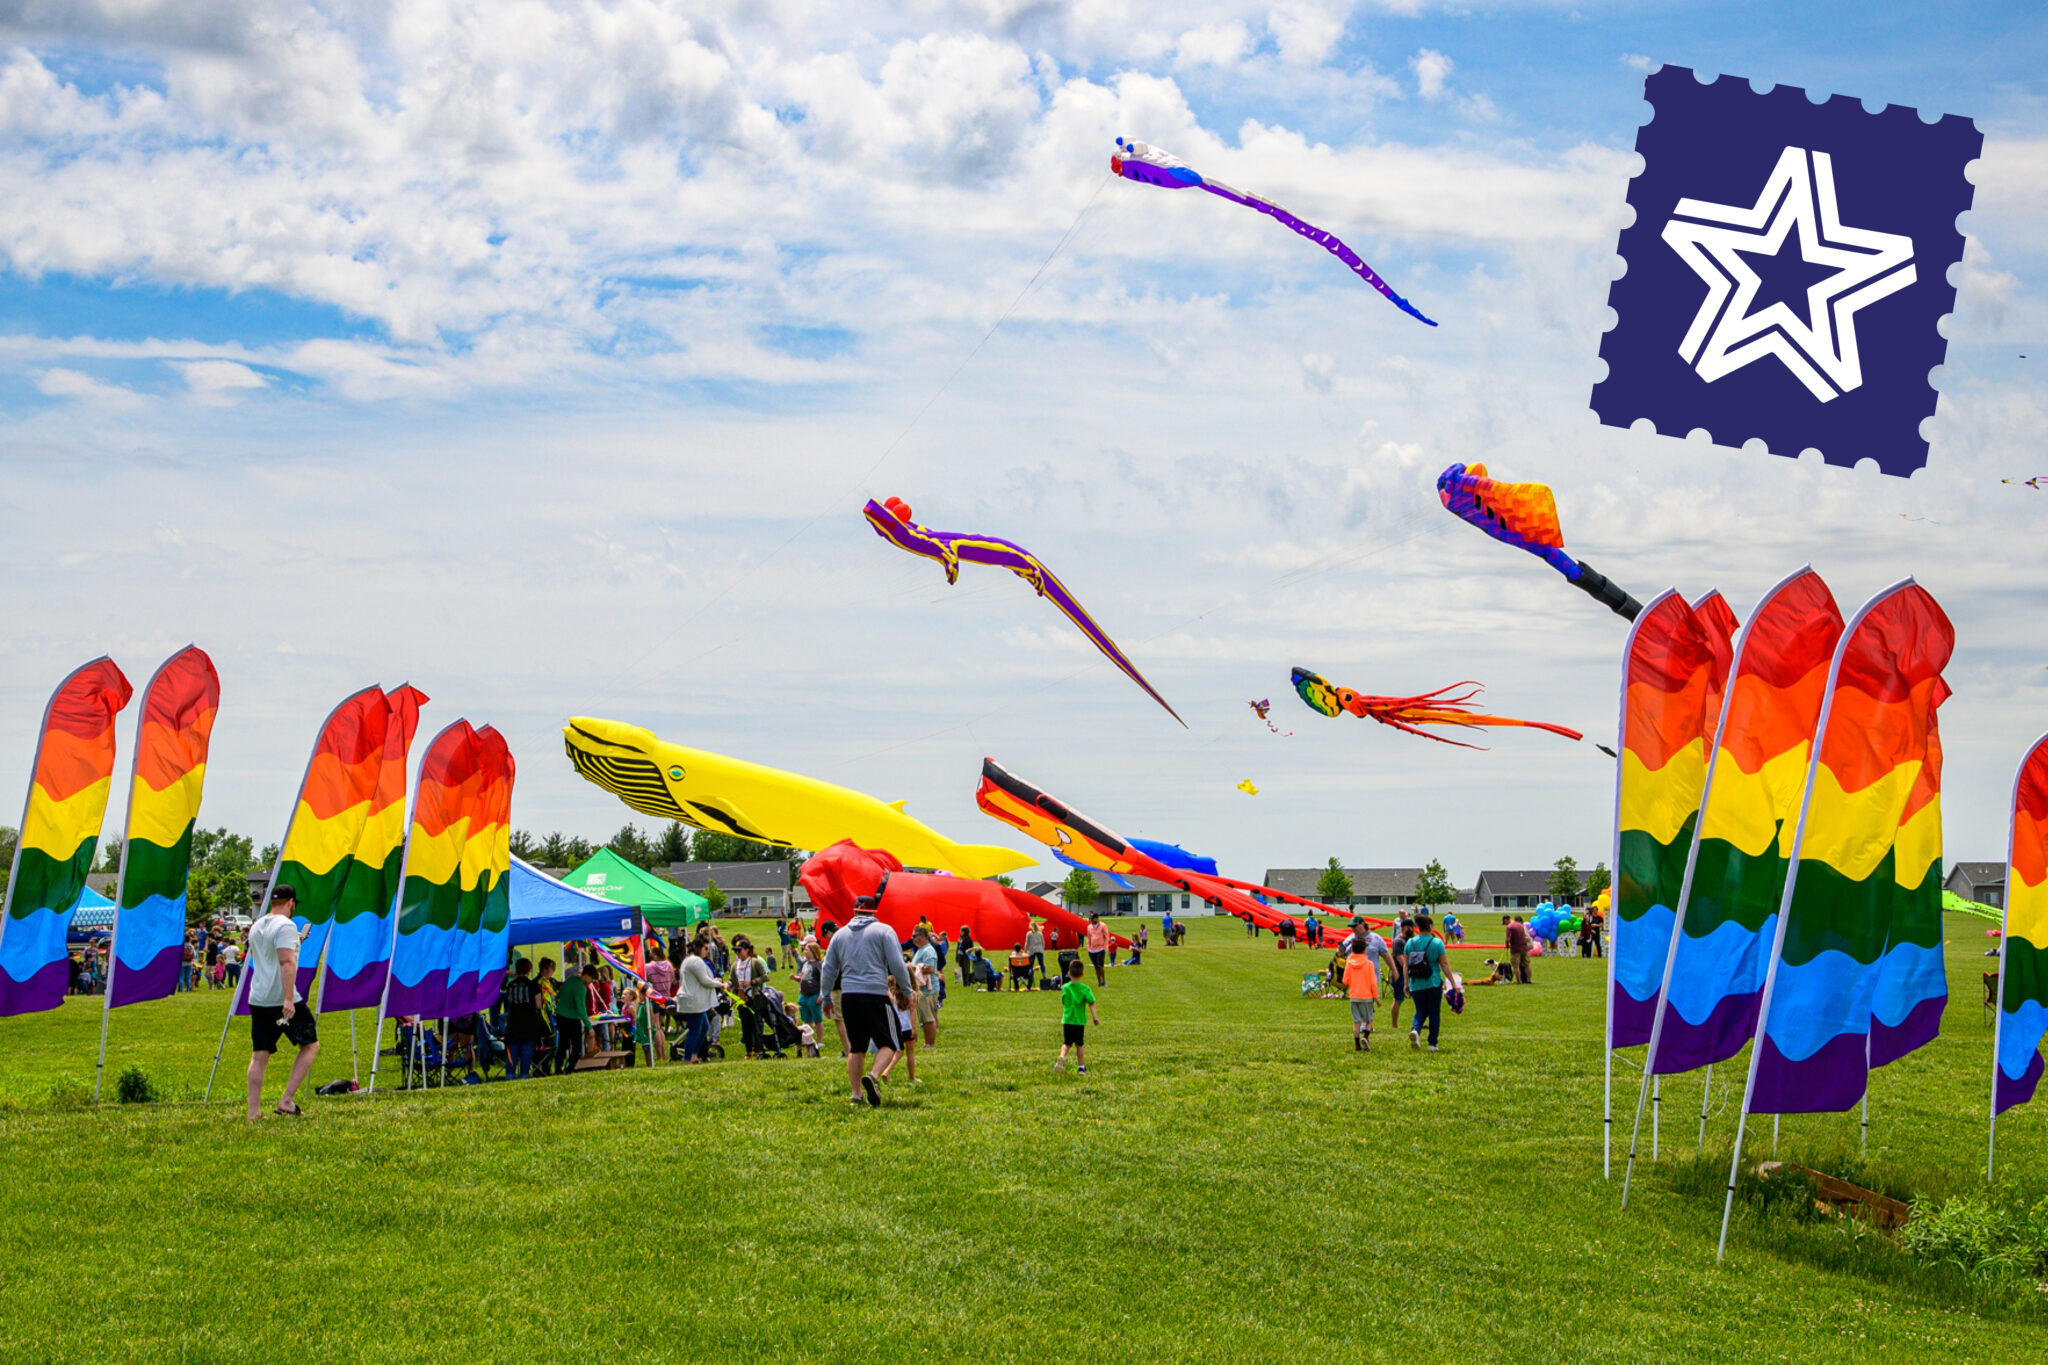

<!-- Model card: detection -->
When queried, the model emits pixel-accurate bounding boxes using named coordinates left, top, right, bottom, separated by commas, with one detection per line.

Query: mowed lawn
left=0, top=915, right=2043, bottom=1363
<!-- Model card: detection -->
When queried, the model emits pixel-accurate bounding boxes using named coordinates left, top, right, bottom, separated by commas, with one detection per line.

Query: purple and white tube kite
left=1111, top=138, right=1436, bottom=327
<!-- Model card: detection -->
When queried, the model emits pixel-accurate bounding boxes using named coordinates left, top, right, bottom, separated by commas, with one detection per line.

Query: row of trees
left=505, top=823, right=792, bottom=874
left=0, top=824, right=277, bottom=925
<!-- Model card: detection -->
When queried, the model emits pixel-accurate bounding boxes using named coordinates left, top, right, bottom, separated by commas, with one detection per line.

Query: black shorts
left=838, top=993, right=899, bottom=1054
left=1392, top=979, right=1408, bottom=1002
left=1088, top=950, right=1105, bottom=966
left=251, top=1004, right=318, bottom=1053
left=1062, top=1023, right=1086, bottom=1045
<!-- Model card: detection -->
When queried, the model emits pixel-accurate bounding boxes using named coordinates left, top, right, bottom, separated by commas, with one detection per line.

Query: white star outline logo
left=1662, top=146, right=1916, bottom=402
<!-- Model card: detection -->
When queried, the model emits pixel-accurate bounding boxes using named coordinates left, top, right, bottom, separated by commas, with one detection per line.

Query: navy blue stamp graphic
left=1591, top=66, right=1980, bottom=478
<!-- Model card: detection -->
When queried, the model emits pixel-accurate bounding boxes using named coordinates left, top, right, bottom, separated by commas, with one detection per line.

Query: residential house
left=1261, top=867, right=1424, bottom=910
left=1946, top=862, right=2006, bottom=909
left=1073, top=875, right=1215, bottom=918
left=1473, top=869, right=1587, bottom=909
left=665, top=861, right=793, bottom=916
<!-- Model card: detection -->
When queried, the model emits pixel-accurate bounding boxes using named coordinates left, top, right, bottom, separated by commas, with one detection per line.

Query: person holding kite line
left=245, top=885, right=319, bottom=1120
left=821, top=878, right=918, bottom=1108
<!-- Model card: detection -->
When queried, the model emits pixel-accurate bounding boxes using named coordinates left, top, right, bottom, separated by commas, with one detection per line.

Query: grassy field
left=1, top=914, right=2043, bottom=1363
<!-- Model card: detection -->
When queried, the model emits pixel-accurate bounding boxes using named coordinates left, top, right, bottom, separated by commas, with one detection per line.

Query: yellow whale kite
left=562, top=717, right=1032, bottom=880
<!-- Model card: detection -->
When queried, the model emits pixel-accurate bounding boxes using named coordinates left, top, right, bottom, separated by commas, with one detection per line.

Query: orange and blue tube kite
left=1437, top=462, right=1643, bottom=621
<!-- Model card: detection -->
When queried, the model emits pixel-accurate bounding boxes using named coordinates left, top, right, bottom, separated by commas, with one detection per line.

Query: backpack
left=1405, top=941, right=1433, bottom=983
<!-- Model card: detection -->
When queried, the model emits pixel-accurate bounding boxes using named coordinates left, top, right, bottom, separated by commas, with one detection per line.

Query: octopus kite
left=1249, top=699, right=1291, bottom=735
left=864, top=497, right=1183, bottom=725
left=1112, top=139, right=1435, bottom=327
left=1436, top=462, right=1642, bottom=622
left=1291, top=668, right=1582, bottom=749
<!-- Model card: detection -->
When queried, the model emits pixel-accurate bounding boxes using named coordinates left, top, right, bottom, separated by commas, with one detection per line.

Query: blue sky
left=0, top=0, right=2042, bottom=887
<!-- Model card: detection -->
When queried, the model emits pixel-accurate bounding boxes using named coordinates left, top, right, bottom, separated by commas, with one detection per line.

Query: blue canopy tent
left=67, top=884, right=115, bottom=942
left=507, top=856, right=642, bottom=946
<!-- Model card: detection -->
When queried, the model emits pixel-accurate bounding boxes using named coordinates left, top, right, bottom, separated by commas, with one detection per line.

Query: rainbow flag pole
left=1608, top=586, right=1739, bottom=1199
left=203, top=686, right=388, bottom=1101
left=1989, top=732, right=2048, bottom=1180
left=1716, top=579, right=1951, bottom=1261
left=96, top=646, right=220, bottom=1100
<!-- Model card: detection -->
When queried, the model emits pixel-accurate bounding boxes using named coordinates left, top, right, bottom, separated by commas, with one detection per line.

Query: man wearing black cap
left=246, top=885, right=320, bottom=1119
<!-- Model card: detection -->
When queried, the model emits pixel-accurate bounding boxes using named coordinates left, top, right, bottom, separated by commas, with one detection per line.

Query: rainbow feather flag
left=449, top=727, right=514, bottom=1017
left=107, top=646, right=220, bottom=1008
left=385, top=721, right=514, bottom=1018
left=1609, top=590, right=1738, bottom=1047
left=1994, top=735, right=2048, bottom=1113
left=319, top=684, right=426, bottom=1011
left=1649, top=568, right=1844, bottom=1075
left=232, top=686, right=399, bottom=1014
left=1750, top=581, right=1952, bottom=1113
left=0, top=658, right=134, bottom=1016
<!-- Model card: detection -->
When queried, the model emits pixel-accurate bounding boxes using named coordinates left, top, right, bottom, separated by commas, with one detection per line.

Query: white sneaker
left=1409, top=1031, right=1420, bottom=1050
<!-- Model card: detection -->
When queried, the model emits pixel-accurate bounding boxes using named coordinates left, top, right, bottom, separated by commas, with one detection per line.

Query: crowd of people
left=178, top=888, right=1617, bottom=1117
left=65, top=922, right=246, bottom=997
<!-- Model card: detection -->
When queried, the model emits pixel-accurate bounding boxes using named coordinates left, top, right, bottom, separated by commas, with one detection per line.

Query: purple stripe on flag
left=1996, top=1050, right=2044, bottom=1116
left=1650, top=990, right=1761, bottom=1075
left=107, top=943, right=182, bottom=1008
left=1750, top=1028, right=1869, bottom=1114
left=384, top=968, right=452, bottom=1019
left=1610, top=985, right=1658, bottom=1049
left=1869, top=993, right=1946, bottom=1070
left=0, top=959, right=72, bottom=1017
left=319, top=960, right=389, bottom=1013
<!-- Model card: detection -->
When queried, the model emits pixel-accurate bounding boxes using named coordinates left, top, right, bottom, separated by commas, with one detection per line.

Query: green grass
left=1, top=915, right=2044, bottom=1362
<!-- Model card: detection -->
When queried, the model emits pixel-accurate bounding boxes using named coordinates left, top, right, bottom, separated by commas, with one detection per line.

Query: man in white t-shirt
left=245, top=885, right=320, bottom=1120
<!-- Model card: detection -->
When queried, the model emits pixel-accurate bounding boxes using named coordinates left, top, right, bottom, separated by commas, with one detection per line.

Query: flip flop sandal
left=274, top=1100, right=305, bottom=1117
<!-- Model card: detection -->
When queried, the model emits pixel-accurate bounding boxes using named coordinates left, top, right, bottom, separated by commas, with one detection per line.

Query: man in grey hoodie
left=821, top=879, right=918, bottom=1107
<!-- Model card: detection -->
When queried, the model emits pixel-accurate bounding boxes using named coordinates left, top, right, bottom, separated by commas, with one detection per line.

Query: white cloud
left=0, top=1, right=2039, bottom=890
left=1175, top=22, right=1252, bottom=70
left=1267, top=3, right=1350, bottom=67
left=33, top=366, right=142, bottom=406
left=1620, top=53, right=1658, bottom=73
left=175, top=359, right=266, bottom=404
left=1412, top=48, right=1453, bottom=101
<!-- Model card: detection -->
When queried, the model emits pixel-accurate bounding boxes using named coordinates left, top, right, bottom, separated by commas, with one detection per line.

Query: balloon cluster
left=1526, top=903, right=1583, bottom=944
left=881, top=496, right=914, bottom=524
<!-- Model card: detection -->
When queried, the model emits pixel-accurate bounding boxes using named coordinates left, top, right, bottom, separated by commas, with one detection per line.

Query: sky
left=1, top=0, right=2044, bottom=890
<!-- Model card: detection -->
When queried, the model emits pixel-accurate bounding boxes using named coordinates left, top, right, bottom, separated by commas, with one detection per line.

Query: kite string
left=603, top=174, right=1117, bottom=695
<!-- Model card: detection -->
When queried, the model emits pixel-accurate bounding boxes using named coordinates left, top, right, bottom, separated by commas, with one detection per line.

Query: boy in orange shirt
left=1344, top=946, right=1380, bottom=1052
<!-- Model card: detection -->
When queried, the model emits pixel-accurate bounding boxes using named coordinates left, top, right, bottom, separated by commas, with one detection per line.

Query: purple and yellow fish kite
left=864, top=496, right=1183, bottom=726
left=1112, top=138, right=1436, bottom=327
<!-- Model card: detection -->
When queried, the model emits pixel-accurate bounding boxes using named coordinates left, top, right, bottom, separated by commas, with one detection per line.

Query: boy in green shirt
left=1056, top=959, right=1100, bottom=1074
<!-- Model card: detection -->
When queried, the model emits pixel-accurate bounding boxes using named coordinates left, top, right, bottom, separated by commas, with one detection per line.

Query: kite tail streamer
left=1572, top=561, right=1645, bottom=622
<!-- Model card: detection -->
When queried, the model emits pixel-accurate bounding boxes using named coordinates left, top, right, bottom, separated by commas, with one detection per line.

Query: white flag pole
left=1697, top=1063, right=1714, bottom=1153
left=1605, top=593, right=1669, bottom=1178
left=1988, top=737, right=2045, bottom=1181
left=1623, top=580, right=1764, bottom=1208
left=369, top=721, right=450, bottom=1095
left=1718, top=583, right=1886, bottom=1262
left=93, top=654, right=171, bottom=1104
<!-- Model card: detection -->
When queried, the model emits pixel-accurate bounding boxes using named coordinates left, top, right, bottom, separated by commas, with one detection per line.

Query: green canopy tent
left=562, top=848, right=711, bottom=929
